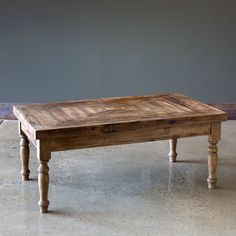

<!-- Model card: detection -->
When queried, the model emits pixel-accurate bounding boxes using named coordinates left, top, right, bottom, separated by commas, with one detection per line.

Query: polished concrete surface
left=0, top=120, right=236, bottom=236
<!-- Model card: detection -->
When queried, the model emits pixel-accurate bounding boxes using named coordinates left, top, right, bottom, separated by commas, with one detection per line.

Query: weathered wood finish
left=13, top=93, right=227, bottom=139
left=20, top=133, right=30, bottom=181
left=207, top=123, right=221, bottom=189
left=3, top=102, right=235, bottom=120
left=169, top=138, right=177, bottom=162
left=13, top=93, right=227, bottom=213
left=50, top=123, right=211, bottom=152
left=19, top=122, right=30, bottom=181
left=37, top=140, right=51, bottom=213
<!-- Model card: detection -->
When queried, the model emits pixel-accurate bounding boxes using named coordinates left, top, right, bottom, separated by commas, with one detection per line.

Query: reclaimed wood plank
left=13, top=93, right=227, bottom=139
left=50, top=123, right=212, bottom=152
left=12, top=93, right=228, bottom=213
left=1, top=102, right=235, bottom=120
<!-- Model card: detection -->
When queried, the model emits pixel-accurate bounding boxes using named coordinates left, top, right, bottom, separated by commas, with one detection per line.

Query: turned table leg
left=20, top=132, right=30, bottom=181
left=37, top=140, right=51, bottom=213
left=20, top=134, right=30, bottom=180
left=169, top=138, right=177, bottom=162
left=207, top=123, right=221, bottom=189
left=207, top=140, right=218, bottom=189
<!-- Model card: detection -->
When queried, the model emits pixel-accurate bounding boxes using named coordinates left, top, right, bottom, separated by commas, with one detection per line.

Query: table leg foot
left=39, top=201, right=49, bottom=213
left=207, top=179, right=216, bottom=189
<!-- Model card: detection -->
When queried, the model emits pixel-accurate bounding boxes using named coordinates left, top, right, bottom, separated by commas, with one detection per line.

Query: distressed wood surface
left=13, top=93, right=228, bottom=213
left=207, top=123, right=221, bottom=189
left=20, top=133, right=30, bottom=181
left=13, top=93, right=227, bottom=140
left=50, top=123, right=212, bottom=152
left=37, top=139, right=51, bottom=213
left=169, top=138, right=178, bottom=162
left=2, top=102, right=234, bottom=120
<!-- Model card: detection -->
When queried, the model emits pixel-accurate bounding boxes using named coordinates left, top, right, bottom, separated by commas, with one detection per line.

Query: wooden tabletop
left=13, top=93, right=227, bottom=139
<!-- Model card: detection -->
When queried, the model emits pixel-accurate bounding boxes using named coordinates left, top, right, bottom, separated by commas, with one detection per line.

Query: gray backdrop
left=0, top=0, right=235, bottom=103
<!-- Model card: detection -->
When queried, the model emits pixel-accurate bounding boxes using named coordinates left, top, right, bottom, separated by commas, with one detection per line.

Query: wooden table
left=13, top=93, right=227, bottom=213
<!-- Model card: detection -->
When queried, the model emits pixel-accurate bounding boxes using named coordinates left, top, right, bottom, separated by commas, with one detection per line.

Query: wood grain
left=37, top=139, right=51, bottom=213
left=13, top=93, right=227, bottom=140
left=1, top=102, right=235, bottom=120
left=20, top=133, right=30, bottom=181
left=169, top=138, right=177, bottom=162
left=207, top=123, right=221, bottom=189
left=50, top=123, right=212, bottom=152
left=13, top=93, right=227, bottom=213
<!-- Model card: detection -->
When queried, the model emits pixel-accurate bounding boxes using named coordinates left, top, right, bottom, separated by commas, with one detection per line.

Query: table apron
left=48, top=123, right=212, bottom=152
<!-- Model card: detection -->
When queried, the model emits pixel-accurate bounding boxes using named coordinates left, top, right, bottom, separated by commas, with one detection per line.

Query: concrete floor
left=0, top=121, right=236, bottom=236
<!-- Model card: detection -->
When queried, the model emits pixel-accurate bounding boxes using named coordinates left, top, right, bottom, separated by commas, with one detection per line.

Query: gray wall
left=0, top=0, right=235, bottom=103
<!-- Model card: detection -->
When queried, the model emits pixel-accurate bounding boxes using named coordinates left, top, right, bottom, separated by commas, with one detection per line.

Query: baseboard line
left=0, top=103, right=20, bottom=120
left=208, top=104, right=236, bottom=120
left=0, top=103, right=236, bottom=120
